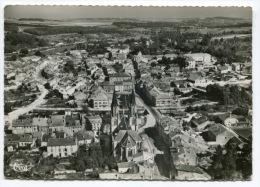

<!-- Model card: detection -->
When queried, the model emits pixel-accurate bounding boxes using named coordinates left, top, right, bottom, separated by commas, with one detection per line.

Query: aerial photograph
left=3, top=6, right=252, bottom=181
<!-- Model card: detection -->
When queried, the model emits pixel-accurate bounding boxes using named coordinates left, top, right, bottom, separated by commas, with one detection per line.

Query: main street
left=135, top=93, right=176, bottom=179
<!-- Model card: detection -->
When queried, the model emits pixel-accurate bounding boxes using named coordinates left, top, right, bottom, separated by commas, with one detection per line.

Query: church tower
left=129, top=89, right=138, bottom=131
left=129, top=89, right=136, bottom=117
left=111, top=88, right=119, bottom=132
left=111, top=88, right=118, bottom=117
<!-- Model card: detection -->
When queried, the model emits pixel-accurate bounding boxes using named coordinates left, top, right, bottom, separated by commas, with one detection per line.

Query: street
left=135, top=93, right=176, bottom=179
left=6, top=67, right=49, bottom=127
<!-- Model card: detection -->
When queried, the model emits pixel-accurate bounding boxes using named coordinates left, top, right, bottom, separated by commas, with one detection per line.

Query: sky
left=4, top=6, right=252, bottom=20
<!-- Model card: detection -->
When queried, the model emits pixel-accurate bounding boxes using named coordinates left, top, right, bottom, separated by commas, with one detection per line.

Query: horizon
left=4, top=6, right=252, bottom=20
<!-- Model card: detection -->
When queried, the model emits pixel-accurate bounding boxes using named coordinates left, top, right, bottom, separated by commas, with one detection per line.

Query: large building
left=47, top=138, right=78, bottom=158
left=111, top=89, right=138, bottom=134
left=109, top=72, right=132, bottom=83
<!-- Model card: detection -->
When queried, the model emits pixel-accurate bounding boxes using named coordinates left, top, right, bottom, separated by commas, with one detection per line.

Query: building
left=85, top=115, right=102, bottom=136
left=109, top=72, right=132, bottom=83
left=49, top=115, right=65, bottom=133
left=32, top=117, right=50, bottom=134
left=207, top=123, right=235, bottom=145
left=12, top=118, right=36, bottom=134
left=148, top=87, right=175, bottom=107
left=242, top=62, right=252, bottom=74
left=157, top=116, right=180, bottom=146
left=92, top=92, right=110, bottom=110
left=64, top=114, right=83, bottom=137
left=184, top=53, right=212, bottom=64
left=123, top=63, right=135, bottom=76
left=232, top=63, right=241, bottom=72
left=47, top=138, right=78, bottom=158
left=113, top=130, right=142, bottom=160
left=185, top=56, right=196, bottom=69
left=73, top=131, right=94, bottom=145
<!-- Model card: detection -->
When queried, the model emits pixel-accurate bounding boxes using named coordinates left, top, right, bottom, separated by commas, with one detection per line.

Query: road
left=136, top=94, right=161, bottom=133
left=6, top=67, right=49, bottom=127
left=135, top=93, right=176, bottom=179
left=145, top=127, right=176, bottom=179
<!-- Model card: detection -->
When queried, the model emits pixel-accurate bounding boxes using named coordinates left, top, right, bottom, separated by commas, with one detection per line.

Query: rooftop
left=47, top=138, right=76, bottom=146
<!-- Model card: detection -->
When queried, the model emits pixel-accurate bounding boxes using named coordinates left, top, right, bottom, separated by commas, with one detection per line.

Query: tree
left=172, top=57, right=187, bottom=70
left=64, top=60, right=75, bottom=73
left=20, top=48, right=29, bottom=56
left=82, top=105, right=91, bottom=114
left=35, top=50, right=42, bottom=56
left=10, top=54, right=17, bottom=61
left=44, top=82, right=51, bottom=89
left=108, top=52, right=112, bottom=60
left=112, top=62, right=123, bottom=73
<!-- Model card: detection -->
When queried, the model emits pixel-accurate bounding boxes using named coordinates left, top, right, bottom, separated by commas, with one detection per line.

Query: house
left=109, top=72, right=132, bottom=83
left=207, top=123, right=235, bottom=145
left=73, top=131, right=94, bottom=145
left=4, top=134, right=20, bottom=152
left=169, top=64, right=180, bottom=72
left=116, top=53, right=127, bottom=63
left=85, top=115, right=102, bottom=136
left=114, top=80, right=134, bottom=93
left=157, top=116, right=180, bottom=146
left=148, top=87, right=175, bottom=107
left=184, top=53, right=212, bottom=64
left=190, top=116, right=211, bottom=131
left=218, top=65, right=230, bottom=74
left=64, top=114, right=83, bottom=137
left=128, top=151, right=155, bottom=164
left=12, top=118, right=36, bottom=134
left=232, top=127, right=252, bottom=142
left=113, top=130, right=142, bottom=160
left=187, top=73, right=211, bottom=87
left=49, top=115, right=65, bottom=133
left=185, top=56, right=196, bottom=69
left=242, top=62, right=252, bottom=74
left=217, top=113, right=239, bottom=127
left=32, top=117, right=50, bottom=134
left=18, top=134, right=35, bottom=148
left=123, top=63, right=135, bottom=76
left=232, top=63, right=241, bottom=72
left=92, top=92, right=110, bottom=110
left=170, top=139, right=198, bottom=166
left=47, top=138, right=78, bottom=158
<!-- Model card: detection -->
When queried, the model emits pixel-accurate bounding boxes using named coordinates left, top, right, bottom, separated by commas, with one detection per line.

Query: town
left=4, top=13, right=252, bottom=180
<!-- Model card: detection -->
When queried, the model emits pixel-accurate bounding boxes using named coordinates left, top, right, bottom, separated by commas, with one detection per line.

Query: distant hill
left=18, top=18, right=45, bottom=22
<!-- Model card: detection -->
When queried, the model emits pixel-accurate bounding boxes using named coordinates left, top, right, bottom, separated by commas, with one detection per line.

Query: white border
left=0, top=1, right=259, bottom=187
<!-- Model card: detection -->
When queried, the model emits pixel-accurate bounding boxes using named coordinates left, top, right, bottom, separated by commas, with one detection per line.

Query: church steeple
left=111, top=88, right=118, bottom=117
left=129, top=89, right=136, bottom=118
left=130, top=89, right=136, bottom=106
left=111, top=88, right=118, bottom=107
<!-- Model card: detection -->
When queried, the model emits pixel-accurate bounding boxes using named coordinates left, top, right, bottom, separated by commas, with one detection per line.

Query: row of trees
left=24, top=26, right=129, bottom=36
left=206, top=84, right=252, bottom=107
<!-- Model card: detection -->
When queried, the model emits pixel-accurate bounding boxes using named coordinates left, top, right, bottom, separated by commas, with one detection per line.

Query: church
left=110, top=88, right=139, bottom=135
